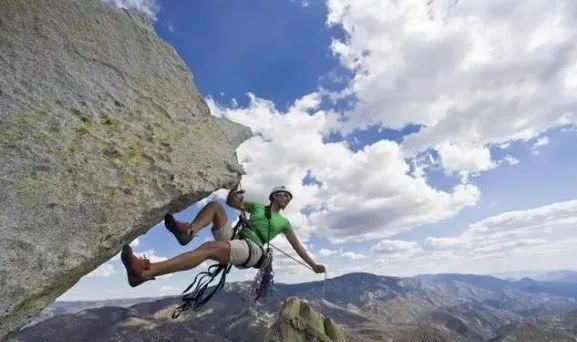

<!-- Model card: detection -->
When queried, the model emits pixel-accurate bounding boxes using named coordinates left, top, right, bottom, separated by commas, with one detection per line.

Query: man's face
left=273, top=192, right=292, bottom=209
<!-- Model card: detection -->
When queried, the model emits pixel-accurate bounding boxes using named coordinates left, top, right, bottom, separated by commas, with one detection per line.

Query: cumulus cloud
left=437, top=199, right=577, bottom=256
left=317, top=247, right=366, bottom=259
left=423, top=236, right=468, bottom=251
left=326, top=0, right=577, bottom=175
left=319, top=248, right=339, bottom=256
left=370, top=239, right=425, bottom=264
left=342, top=251, right=367, bottom=260
left=208, top=93, right=480, bottom=243
left=371, top=239, right=420, bottom=255
left=103, top=0, right=159, bottom=20
left=371, top=199, right=577, bottom=274
left=435, top=142, right=495, bottom=175
left=531, top=136, right=550, bottom=154
left=502, top=155, right=520, bottom=166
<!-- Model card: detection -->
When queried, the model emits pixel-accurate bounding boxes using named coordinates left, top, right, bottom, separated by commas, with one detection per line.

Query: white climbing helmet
left=269, top=185, right=293, bottom=200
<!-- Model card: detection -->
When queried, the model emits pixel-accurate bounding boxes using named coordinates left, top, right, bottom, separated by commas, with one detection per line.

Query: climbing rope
left=172, top=206, right=247, bottom=318
left=258, top=240, right=328, bottom=308
left=172, top=263, right=231, bottom=318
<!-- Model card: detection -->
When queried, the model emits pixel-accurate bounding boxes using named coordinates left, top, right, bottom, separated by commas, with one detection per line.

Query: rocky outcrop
left=266, top=297, right=347, bottom=342
left=0, top=0, right=250, bottom=339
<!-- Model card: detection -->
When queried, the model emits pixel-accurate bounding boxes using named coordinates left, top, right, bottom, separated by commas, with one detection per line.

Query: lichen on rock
left=266, top=297, right=347, bottom=342
left=0, top=0, right=251, bottom=340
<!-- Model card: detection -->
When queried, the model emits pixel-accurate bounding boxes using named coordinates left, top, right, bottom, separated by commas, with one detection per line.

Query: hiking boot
left=121, top=244, right=154, bottom=287
left=165, top=213, right=194, bottom=246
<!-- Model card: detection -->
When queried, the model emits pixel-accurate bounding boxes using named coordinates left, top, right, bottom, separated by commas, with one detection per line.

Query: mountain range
left=490, top=270, right=577, bottom=283
left=12, top=272, right=577, bottom=341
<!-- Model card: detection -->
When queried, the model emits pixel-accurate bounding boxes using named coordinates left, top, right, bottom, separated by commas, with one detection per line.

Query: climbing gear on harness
left=121, top=244, right=155, bottom=287
left=165, top=213, right=195, bottom=246
left=250, top=248, right=274, bottom=300
left=248, top=205, right=275, bottom=301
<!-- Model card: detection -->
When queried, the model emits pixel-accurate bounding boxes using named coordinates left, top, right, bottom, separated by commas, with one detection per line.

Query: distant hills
left=490, top=269, right=577, bottom=283
left=532, top=270, right=577, bottom=283
left=14, top=272, right=577, bottom=341
left=25, top=297, right=163, bottom=328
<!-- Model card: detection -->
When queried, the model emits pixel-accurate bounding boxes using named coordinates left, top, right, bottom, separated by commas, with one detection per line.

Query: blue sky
left=61, top=0, right=577, bottom=300
left=155, top=0, right=345, bottom=109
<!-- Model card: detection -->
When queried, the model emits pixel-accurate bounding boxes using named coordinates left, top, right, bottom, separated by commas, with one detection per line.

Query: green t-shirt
left=240, top=202, right=292, bottom=246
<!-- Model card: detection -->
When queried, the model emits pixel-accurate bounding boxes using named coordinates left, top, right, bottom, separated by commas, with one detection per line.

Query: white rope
left=268, top=242, right=328, bottom=308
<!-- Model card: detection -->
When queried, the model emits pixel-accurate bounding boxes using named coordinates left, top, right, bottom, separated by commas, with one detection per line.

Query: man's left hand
left=312, top=264, right=326, bottom=274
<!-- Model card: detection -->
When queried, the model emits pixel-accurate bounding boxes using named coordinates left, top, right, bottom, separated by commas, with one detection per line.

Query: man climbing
left=121, top=182, right=326, bottom=287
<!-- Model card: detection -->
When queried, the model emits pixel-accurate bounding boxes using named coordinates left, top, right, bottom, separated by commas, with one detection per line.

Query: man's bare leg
left=187, top=201, right=228, bottom=235
left=166, top=201, right=228, bottom=245
left=143, top=240, right=231, bottom=279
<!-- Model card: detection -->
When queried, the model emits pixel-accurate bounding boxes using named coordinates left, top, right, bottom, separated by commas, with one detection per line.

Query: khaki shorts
left=212, top=222, right=263, bottom=268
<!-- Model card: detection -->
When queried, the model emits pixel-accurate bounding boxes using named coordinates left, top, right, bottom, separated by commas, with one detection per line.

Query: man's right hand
left=226, top=180, right=245, bottom=211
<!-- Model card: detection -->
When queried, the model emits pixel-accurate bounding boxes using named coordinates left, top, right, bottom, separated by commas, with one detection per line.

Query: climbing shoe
left=165, top=213, right=194, bottom=246
left=121, top=244, right=154, bottom=287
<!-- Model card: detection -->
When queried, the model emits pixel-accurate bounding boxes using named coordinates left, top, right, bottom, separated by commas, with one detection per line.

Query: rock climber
left=121, top=182, right=326, bottom=287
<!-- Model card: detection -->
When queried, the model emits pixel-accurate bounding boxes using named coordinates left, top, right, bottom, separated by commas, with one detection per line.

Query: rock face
left=266, top=297, right=347, bottom=342
left=0, top=0, right=250, bottom=340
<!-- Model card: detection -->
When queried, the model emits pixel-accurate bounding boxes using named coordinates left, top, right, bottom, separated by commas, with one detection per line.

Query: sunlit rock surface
left=0, top=0, right=250, bottom=339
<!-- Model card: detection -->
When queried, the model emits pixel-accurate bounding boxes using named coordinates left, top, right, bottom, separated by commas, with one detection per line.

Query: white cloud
left=135, top=249, right=168, bottom=263
left=502, top=155, right=520, bottom=166
left=436, top=199, right=577, bottom=256
left=319, top=248, right=339, bottom=256
left=195, top=190, right=228, bottom=208
left=531, top=136, right=550, bottom=154
left=208, top=93, right=480, bottom=243
left=341, top=251, right=367, bottom=260
left=435, top=142, right=495, bottom=174
left=86, top=263, right=118, bottom=278
left=326, top=0, right=577, bottom=175
left=371, top=239, right=420, bottom=255
left=129, top=249, right=173, bottom=278
left=317, top=247, right=366, bottom=259
left=368, top=199, right=577, bottom=276
left=103, top=0, right=159, bottom=20
left=423, top=236, right=468, bottom=251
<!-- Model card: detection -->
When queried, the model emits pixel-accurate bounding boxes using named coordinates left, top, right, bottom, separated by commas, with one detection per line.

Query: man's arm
left=226, top=181, right=246, bottom=211
left=284, top=230, right=326, bottom=274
